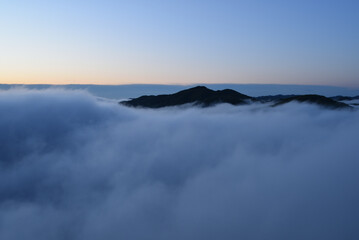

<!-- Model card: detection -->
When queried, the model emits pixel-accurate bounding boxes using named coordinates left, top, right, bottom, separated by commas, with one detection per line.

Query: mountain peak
left=121, top=86, right=251, bottom=108
left=120, top=86, right=352, bottom=109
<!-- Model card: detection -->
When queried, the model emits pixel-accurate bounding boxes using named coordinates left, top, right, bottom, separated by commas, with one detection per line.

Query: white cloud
left=0, top=89, right=358, bottom=240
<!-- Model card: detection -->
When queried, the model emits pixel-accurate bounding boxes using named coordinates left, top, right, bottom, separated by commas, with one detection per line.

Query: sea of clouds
left=0, top=89, right=358, bottom=240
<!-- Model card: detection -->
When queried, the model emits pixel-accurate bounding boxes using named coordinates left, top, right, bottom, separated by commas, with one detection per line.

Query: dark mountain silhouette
left=121, top=86, right=253, bottom=108
left=256, top=94, right=297, bottom=102
left=330, top=95, right=359, bottom=101
left=273, top=95, right=351, bottom=109
left=120, top=86, right=352, bottom=109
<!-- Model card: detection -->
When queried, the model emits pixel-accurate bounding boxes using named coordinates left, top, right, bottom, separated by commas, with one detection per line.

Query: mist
left=0, top=89, right=358, bottom=240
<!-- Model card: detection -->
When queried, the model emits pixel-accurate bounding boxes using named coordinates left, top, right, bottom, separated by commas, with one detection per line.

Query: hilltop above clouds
left=121, top=86, right=355, bottom=109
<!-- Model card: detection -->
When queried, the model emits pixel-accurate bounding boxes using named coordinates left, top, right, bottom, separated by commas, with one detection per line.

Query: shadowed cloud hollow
left=0, top=89, right=358, bottom=240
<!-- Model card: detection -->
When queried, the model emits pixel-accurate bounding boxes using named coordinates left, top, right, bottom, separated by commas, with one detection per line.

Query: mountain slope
left=273, top=95, right=351, bottom=109
left=120, top=86, right=352, bottom=109
left=121, top=86, right=253, bottom=108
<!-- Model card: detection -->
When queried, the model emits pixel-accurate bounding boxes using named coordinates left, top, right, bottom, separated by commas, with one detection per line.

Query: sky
left=1, top=0, right=358, bottom=87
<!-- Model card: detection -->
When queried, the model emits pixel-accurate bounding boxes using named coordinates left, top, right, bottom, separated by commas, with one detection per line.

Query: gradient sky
left=1, top=0, right=358, bottom=86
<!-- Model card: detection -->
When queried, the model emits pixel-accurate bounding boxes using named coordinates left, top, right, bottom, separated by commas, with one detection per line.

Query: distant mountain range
left=2, top=84, right=359, bottom=99
left=121, top=86, right=357, bottom=109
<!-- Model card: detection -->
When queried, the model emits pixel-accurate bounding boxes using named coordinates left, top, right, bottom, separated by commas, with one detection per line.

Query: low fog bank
left=0, top=89, right=358, bottom=240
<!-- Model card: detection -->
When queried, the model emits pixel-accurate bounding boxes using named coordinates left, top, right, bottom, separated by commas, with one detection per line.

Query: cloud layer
left=0, top=89, right=358, bottom=240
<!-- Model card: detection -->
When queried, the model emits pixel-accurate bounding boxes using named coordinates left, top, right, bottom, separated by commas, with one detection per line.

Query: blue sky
left=1, top=0, right=358, bottom=86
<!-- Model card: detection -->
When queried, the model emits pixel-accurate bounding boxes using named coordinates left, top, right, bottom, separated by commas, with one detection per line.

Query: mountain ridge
left=121, top=86, right=253, bottom=108
left=120, top=86, right=353, bottom=109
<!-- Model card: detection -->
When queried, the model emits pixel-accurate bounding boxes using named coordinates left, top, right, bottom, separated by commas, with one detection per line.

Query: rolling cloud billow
left=0, top=89, right=358, bottom=240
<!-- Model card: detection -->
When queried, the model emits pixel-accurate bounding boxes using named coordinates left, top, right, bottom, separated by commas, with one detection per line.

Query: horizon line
left=1, top=82, right=359, bottom=89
